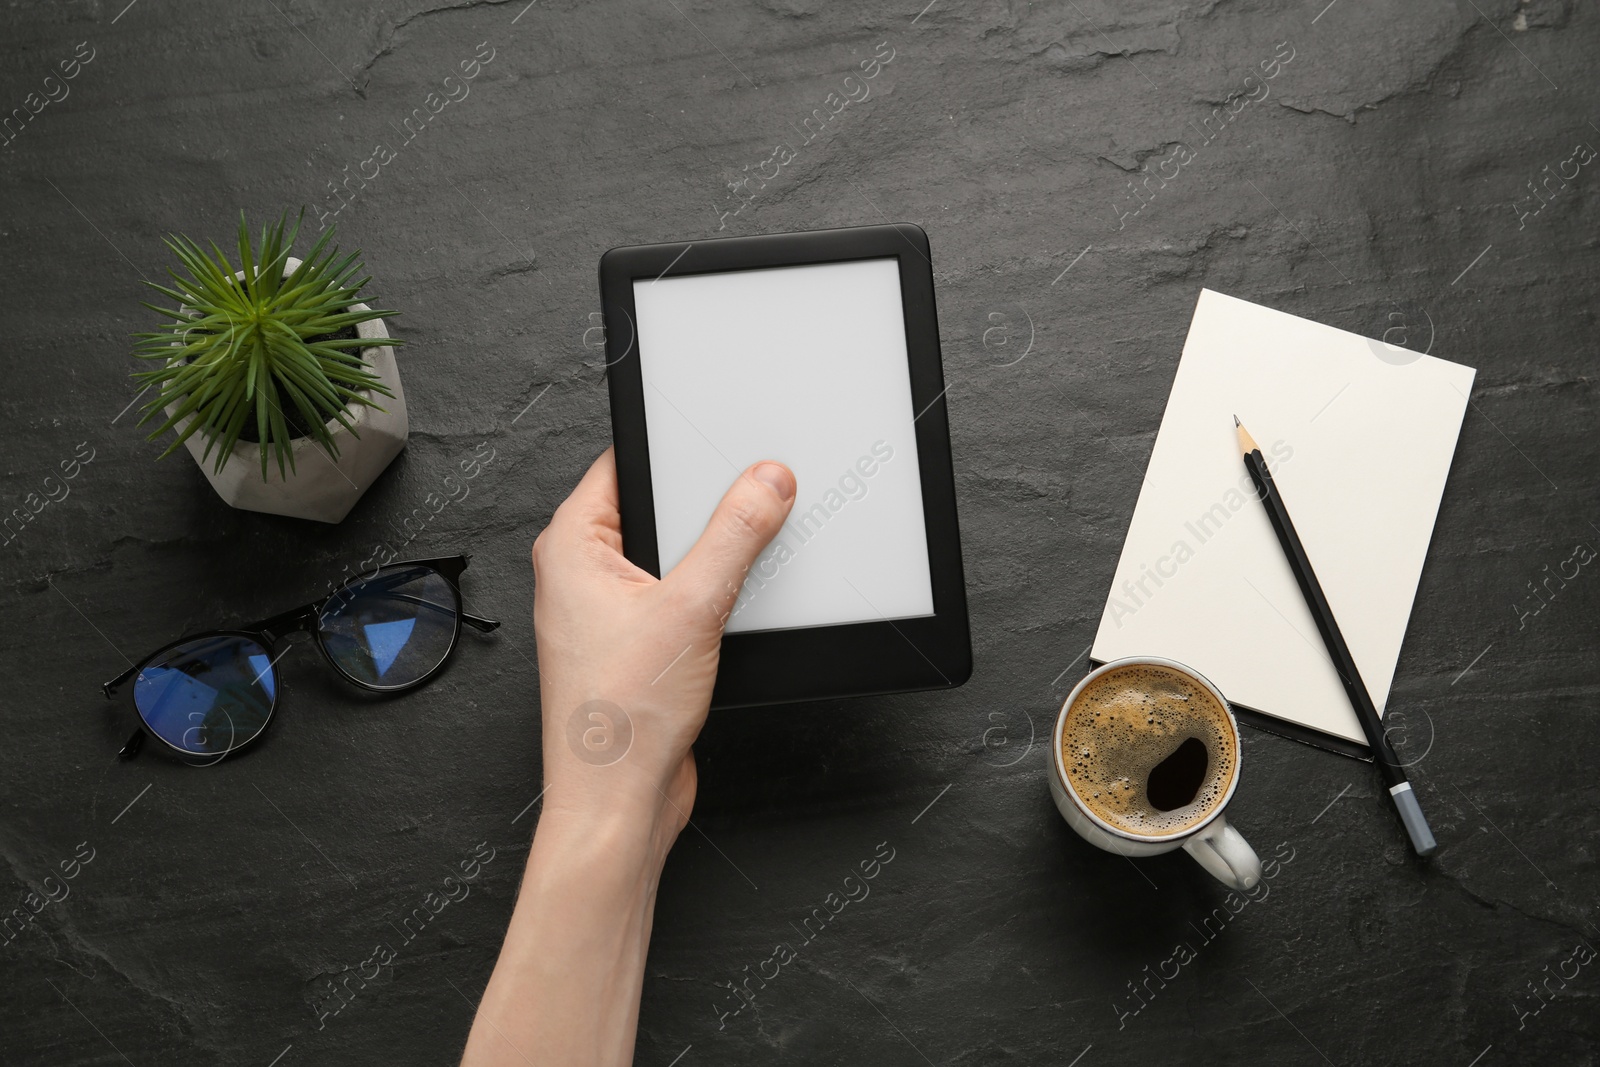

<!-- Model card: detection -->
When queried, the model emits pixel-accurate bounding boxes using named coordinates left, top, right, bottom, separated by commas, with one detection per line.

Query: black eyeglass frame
left=102, top=554, right=500, bottom=761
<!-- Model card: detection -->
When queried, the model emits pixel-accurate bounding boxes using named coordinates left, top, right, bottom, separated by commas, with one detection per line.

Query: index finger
left=548, top=447, right=623, bottom=548
left=566, top=447, right=620, bottom=514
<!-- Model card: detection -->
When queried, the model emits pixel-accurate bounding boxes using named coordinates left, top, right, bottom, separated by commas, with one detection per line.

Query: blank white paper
left=632, top=258, right=935, bottom=633
left=1091, top=289, right=1476, bottom=745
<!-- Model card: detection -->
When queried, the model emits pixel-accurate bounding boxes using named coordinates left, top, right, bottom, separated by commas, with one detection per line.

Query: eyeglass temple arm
left=347, top=589, right=501, bottom=633
left=103, top=606, right=315, bottom=698
left=103, top=664, right=138, bottom=698
left=119, top=729, right=145, bottom=759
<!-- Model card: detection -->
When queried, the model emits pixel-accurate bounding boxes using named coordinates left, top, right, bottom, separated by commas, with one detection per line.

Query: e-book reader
left=599, top=223, right=970, bottom=707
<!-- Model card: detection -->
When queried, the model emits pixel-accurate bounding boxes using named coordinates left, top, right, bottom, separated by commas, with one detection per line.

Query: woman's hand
left=532, top=447, right=796, bottom=854
left=461, top=447, right=795, bottom=1067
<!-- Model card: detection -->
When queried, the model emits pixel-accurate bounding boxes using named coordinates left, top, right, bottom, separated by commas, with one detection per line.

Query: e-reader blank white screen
left=632, top=258, right=935, bottom=633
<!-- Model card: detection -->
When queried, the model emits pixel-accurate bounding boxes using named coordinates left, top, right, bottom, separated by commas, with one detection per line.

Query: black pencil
left=1235, top=416, right=1436, bottom=857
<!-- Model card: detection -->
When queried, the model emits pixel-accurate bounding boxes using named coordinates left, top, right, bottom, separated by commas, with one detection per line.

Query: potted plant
left=132, top=211, right=408, bottom=523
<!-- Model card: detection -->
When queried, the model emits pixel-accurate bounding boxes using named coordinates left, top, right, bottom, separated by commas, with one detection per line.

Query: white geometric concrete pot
left=166, top=257, right=409, bottom=524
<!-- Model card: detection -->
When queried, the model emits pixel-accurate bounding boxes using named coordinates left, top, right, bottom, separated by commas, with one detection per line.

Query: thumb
left=665, top=462, right=796, bottom=610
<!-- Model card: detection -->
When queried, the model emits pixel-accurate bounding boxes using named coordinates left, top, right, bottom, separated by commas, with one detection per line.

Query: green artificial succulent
left=133, top=210, right=401, bottom=479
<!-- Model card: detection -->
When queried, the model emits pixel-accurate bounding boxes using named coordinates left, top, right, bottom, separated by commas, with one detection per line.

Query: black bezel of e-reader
left=598, top=223, right=971, bottom=709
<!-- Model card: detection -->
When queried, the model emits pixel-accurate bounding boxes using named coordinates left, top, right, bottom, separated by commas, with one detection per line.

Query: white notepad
left=1091, top=289, right=1476, bottom=747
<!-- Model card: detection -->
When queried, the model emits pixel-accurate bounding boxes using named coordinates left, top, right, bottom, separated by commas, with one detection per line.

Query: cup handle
left=1181, top=815, right=1262, bottom=891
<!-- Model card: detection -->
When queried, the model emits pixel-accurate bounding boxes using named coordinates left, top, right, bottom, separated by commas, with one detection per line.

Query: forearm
left=464, top=450, right=793, bottom=1063
left=461, top=806, right=670, bottom=1066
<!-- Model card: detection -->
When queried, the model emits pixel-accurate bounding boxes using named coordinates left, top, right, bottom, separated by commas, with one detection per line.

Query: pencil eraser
left=1390, top=782, right=1436, bottom=857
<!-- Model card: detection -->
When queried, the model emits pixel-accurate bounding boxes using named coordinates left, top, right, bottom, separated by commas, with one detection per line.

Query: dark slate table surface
left=3, top=0, right=1597, bottom=1064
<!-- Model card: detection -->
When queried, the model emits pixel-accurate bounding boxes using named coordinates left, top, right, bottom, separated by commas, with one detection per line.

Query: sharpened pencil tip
left=1235, top=418, right=1259, bottom=456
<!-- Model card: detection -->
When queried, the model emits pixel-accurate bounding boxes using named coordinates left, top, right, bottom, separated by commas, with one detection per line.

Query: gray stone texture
left=1, top=0, right=1596, bottom=1064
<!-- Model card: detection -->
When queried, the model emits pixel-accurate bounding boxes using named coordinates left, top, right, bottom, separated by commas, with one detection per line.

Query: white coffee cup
left=1048, top=656, right=1261, bottom=890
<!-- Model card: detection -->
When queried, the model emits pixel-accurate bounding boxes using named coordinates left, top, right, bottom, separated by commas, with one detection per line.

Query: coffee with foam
left=1060, top=662, right=1237, bottom=837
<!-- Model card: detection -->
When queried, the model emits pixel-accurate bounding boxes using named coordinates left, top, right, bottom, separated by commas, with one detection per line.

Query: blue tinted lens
left=318, top=565, right=459, bottom=687
left=133, top=635, right=277, bottom=756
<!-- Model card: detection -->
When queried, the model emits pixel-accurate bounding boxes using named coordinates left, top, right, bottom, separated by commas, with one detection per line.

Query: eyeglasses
left=103, top=555, right=500, bottom=762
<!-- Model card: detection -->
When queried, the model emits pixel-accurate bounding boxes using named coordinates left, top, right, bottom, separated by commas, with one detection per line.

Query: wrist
left=531, top=789, right=678, bottom=879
